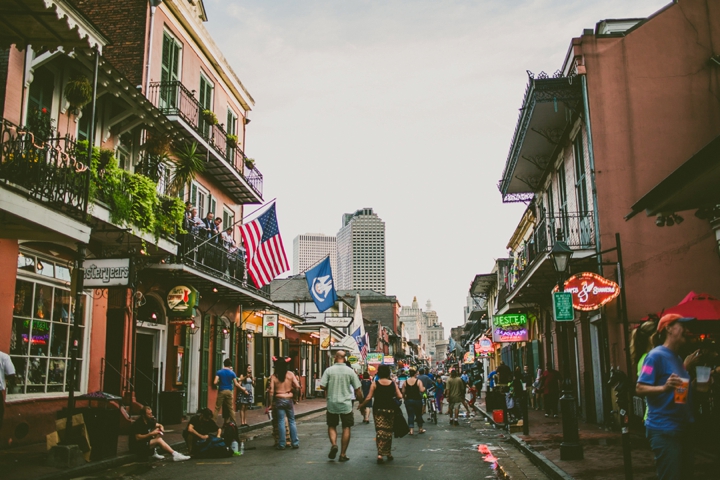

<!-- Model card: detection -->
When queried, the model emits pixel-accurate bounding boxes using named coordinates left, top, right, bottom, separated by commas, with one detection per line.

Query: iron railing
left=0, top=118, right=89, bottom=219
left=508, top=211, right=595, bottom=292
left=148, top=81, right=264, bottom=199
left=175, top=233, right=270, bottom=299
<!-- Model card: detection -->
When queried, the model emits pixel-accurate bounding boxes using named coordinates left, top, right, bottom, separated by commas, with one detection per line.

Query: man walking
left=0, top=349, right=15, bottom=432
left=541, top=363, right=562, bottom=418
left=445, top=369, right=465, bottom=426
left=319, top=350, right=363, bottom=462
left=637, top=314, right=697, bottom=480
left=214, top=359, right=237, bottom=421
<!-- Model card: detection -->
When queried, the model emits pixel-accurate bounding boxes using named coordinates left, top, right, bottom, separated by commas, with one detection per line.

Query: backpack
left=194, top=436, right=232, bottom=458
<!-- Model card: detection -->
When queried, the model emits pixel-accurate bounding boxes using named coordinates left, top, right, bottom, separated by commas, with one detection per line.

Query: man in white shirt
left=0, top=350, right=16, bottom=431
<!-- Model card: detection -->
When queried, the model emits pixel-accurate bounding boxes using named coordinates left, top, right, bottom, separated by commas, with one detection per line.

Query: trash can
left=159, top=390, right=185, bottom=425
left=58, top=406, right=120, bottom=461
left=485, top=390, right=504, bottom=412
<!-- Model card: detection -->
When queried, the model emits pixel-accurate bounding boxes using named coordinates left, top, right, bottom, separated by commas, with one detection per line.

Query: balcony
left=506, top=211, right=595, bottom=298
left=0, top=118, right=89, bottom=220
left=147, top=81, right=263, bottom=204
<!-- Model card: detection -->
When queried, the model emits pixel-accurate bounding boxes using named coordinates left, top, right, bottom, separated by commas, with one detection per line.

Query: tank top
left=405, top=380, right=422, bottom=400
left=373, top=381, right=397, bottom=410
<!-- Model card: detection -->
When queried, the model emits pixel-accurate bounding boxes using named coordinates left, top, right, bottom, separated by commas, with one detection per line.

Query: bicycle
left=425, top=387, right=438, bottom=425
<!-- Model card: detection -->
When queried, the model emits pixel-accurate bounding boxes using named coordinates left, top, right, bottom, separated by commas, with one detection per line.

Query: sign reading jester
left=492, top=313, right=528, bottom=343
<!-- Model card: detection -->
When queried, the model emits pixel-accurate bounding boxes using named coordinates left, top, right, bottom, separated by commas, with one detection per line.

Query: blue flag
left=305, top=257, right=337, bottom=312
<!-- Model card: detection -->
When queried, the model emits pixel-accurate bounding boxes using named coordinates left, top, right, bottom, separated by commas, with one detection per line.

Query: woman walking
left=236, top=365, right=255, bottom=427
left=360, top=372, right=373, bottom=424
left=402, top=368, right=426, bottom=435
left=433, top=375, right=445, bottom=414
left=358, top=365, right=403, bottom=463
left=269, top=357, right=300, bottom=450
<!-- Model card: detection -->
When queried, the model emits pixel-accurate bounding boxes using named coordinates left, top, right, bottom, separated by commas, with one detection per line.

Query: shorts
left=326, top=411, right=354, bottom=428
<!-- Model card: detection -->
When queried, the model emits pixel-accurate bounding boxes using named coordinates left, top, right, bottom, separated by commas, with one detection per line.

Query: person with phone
left=129, top=405, right=190, bottom=462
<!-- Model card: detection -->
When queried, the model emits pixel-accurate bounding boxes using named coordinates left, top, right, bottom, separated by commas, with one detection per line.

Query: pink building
left=489, top=0, right=720, bottom=425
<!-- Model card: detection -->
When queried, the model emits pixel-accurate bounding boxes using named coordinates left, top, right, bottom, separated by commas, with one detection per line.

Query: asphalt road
left=78, top=409, right=511, bottom=480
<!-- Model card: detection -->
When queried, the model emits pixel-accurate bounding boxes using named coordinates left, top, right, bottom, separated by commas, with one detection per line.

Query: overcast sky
left=204, top=0, right=668, bottom=331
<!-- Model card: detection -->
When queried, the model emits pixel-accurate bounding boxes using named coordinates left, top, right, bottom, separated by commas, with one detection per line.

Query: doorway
left=103, top=309, right=125, bottom=395
left=135, top=331, right=158, bottom=409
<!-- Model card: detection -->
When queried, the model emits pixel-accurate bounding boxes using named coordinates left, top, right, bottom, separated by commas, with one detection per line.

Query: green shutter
left=199, top=315, right=211, bottom=409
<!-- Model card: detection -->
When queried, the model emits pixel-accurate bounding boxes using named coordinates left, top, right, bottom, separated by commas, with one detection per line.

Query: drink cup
left=674, top=378, right=690, bottom=404
left=696, top=366, right=711, bottom=393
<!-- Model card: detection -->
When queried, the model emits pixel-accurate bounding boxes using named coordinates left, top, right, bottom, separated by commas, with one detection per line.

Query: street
left=76, top=409, right=547, bottom=480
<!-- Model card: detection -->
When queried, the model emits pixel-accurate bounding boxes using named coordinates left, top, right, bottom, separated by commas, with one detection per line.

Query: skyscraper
left=292, top=233, right=337, bottom=275
left=337, top=208, right=386, bottom=293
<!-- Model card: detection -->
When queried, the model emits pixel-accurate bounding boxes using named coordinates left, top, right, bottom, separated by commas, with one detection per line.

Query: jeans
left=274, top=398, right=299, bottom=448
left=544, top=392, right=559, bottom=416
left=646, top=428, right=694, bottom=480
left=405, top=399, right=423, bottom=429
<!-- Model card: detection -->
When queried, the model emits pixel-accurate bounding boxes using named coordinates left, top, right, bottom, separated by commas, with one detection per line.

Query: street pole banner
left=305, top=256, right=337, bottom=312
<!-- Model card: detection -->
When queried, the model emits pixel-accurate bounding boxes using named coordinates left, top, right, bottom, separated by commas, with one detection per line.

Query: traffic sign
left=553, top=291, right=574, bottom=321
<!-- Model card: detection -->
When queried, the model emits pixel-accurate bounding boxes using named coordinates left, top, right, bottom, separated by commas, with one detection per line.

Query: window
left=27, top=66, right=54, bottom=117
left=226, top=108, right=238, bottom=162
left=574, top=135, right=589, bottom=216
left=10, top=252, right=88, bottom=396
left=198, top=74, right=214, bottom=138
left=223, top=207, right=235, bottom=233
left=190, top=182, right=209, bottom=218
left=160, top=31, right=182, bottom=109
left=557, top=162, right=569, bottom=239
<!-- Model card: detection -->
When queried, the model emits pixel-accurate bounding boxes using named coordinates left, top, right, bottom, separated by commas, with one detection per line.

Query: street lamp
left=550, top=239, right=583, bottom=461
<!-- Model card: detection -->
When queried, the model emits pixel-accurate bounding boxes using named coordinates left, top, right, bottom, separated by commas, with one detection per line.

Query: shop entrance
left=103, top=309, right=125, bottom=396
left=135, top=331, right=158, bottom=409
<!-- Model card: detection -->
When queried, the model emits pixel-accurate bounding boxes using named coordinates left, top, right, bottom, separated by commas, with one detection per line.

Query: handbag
left=393, top=405, right=410, bottom=438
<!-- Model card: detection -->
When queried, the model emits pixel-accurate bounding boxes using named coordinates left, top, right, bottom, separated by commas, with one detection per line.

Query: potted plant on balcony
left=64, top=75, right=93, bottom=113
left=244, top=157, right=255, bottom=170
left=226, top=134, right=238, bottom=149
left=201, top=109, right=218, bottom=126
left=169, top=141, right=205, bottom=196
left=144, top=132, right=172, bottom=157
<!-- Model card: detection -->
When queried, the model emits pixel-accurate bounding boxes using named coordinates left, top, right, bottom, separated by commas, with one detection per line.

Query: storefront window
left=9, top=252, right=88, bottom=396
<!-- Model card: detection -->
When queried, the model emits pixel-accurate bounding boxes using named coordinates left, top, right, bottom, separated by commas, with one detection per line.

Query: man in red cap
left=636, top=313, right=696, bottom=480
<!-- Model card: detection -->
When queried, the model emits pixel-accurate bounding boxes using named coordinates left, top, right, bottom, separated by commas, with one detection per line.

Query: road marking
left=418, top=464, right=424, bottom=471
left=196, top=462, right=232, bottom=465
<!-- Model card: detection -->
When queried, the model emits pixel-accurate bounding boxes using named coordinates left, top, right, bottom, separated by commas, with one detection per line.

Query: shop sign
left=492, top=313, right=528, bottom=343
left=463, top=352, right=474, bottom=364
left=554, top=272, right=620, bottom=311
left=382, top=355, right=395, bottom=365
left=366, top=353, right=383, bottom=364
left=166, top=285, right=199, bottom=318
left=475, top=335, right=494, bottom=356
left=263, top=314, right=279, bottom=337
left=319, top=327, right=331, bottom=350
left=83, top=258, right=130, bottom=287
left=304, top=315, right=353, bottom=328
left=553, top=292, right=574, bottom=322
left=348, top=355, right=359, bottom=364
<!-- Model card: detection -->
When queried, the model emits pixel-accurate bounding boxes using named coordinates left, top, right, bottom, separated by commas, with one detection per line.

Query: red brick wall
left=71, top=0, right=149, bottom=87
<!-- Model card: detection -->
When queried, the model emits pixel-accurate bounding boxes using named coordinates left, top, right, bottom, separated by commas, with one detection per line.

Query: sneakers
left=453, top=420, right=460, bottom=426
left=172, top=451, right=191, bottom=462
left=151, top=452, right=165, bottom=461
left=553, top=414, right=559, bottom=418
left=544, top=414, right=549, bottom=417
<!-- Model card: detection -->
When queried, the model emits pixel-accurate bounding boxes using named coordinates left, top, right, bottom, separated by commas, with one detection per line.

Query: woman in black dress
left=357, top=365, right=403, bottom=463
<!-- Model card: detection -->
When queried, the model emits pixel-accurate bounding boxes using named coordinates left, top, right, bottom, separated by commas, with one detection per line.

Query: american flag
left=355, top=332, right=370, bottom=362
left=239, top=203, right=289, bottom=288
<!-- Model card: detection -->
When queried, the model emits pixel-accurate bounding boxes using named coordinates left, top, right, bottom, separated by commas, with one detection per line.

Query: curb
left=474, top=405, right=574, bottom=480
left=35, top=406, right=327, bottom=480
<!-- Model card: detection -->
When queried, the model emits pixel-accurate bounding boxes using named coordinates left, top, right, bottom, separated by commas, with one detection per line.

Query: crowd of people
left=182, top=201, right=243, bottom=256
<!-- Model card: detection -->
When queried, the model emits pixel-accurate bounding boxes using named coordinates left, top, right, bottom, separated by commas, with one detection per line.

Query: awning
left=470, top=273, right=496, bottom=297
left=626, top=134, right=720, bottom=220
left=498, top=72, right=583, bottom=203
left=0, top=0, right=108, bottom=51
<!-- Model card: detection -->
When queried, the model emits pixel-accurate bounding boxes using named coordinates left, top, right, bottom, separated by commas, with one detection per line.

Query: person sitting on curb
left=129, top=405, right=190, bottom=462
left=184, top=408, right=225, bottom=457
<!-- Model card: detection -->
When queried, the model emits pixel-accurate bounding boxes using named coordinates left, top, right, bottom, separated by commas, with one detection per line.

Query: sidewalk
left=0, top=398, right=327, bottom=480
left=477, top=397, right=717, bottom=480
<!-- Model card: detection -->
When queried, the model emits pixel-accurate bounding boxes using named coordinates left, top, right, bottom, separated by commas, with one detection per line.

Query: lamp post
left=550, top=239, right=583, bottom=460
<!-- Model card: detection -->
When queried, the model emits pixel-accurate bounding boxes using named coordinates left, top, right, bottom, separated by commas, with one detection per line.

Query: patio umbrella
left=661, top=292, right=720, bottom=333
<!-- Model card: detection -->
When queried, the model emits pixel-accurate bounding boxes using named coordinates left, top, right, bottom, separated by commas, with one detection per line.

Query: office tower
left=336, top=208, right=385, bottom=293
left=292, top=233, right=337, bottom=275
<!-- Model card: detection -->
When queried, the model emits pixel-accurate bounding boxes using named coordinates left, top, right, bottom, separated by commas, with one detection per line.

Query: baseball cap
left=656, top=313, right=696, bottom=332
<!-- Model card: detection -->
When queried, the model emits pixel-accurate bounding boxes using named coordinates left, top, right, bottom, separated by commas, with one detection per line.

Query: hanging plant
left=226, top=134, right=238, bottom=149
left=144, top=132, right=172, bottom=156
left=64, top=75, right=93, bottom=112
left=244, top=157, right=255, bottom=170
left=201, top=109, right=218, bottom=125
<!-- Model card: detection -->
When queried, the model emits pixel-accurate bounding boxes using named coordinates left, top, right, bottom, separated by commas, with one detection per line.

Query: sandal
left=387, top=455, right=394, bottom=462
left=419, top=429, right=427, bottom=434
left=328, top=445, right=338, bottom=459
left=377, top=456, right=384, bottom=464
left=339, top=455, right=350, bottom=462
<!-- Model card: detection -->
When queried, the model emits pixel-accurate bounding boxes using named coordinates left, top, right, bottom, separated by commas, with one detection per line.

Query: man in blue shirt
left=637, top=314, right=696, bottom=480
left=214, top=359, right=238, bottom=422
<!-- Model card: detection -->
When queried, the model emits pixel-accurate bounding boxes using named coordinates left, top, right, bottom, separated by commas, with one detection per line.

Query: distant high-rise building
left=337, top=208, right=386, bottom=293
left=292, top=233, right=337, bottom=275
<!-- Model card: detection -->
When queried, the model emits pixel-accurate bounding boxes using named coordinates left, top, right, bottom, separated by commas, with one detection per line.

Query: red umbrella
left=660, top=292, right=720, bottom=333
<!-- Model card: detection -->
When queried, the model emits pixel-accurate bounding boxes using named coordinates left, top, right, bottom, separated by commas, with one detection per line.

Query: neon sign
left=492, top=313, right=528, bottom=343
left=552, top=272, right=620, bottom=311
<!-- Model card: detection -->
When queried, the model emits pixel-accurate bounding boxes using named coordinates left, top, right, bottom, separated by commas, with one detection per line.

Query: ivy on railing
left=76, top=141, right=185, bottom=241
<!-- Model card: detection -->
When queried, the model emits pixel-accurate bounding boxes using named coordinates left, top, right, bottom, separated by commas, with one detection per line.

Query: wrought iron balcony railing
left=0, top=118, right=89, bottom=219
left=175, top=232, right=270, bottom=299
left=507, top=211, right=595, bottom=292
left=147, top=81, right=263, bottom=199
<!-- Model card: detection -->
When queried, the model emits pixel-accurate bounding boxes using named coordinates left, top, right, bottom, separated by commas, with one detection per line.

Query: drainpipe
left=145, top=1, right=164, bottom=95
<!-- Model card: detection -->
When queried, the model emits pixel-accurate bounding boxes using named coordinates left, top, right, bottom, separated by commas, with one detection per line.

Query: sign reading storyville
left=553, top=291, right=575, bottom=321
left=553, top=272, right=621, bottom=311
left=492, top=313, right=528, bottom=342
left=83, top=259, right=130, bottom=287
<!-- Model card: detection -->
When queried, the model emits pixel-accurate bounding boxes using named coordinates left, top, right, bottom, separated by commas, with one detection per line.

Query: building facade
left=336, top=208, right=386, bottom=293
left=292, top=233, right=337, bottom=275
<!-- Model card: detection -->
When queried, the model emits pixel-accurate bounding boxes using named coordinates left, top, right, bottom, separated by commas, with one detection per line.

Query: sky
left=203, top=0, right=669, bottom=331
